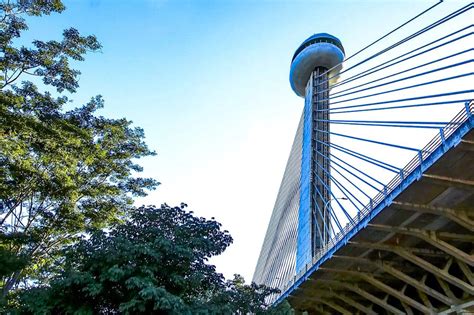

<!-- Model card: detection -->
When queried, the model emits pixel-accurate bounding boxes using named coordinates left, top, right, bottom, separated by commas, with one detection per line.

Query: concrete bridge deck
left=287, top=128, right=474, bottom=314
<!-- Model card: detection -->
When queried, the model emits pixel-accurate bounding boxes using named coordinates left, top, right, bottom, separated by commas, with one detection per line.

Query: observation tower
left=254, top=5, right=474, bottom=311
left=290, top=33, right=345, bottom=270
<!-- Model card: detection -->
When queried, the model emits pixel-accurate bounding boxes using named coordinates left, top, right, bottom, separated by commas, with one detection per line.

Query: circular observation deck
left=289, top=33, right=345, bottom=97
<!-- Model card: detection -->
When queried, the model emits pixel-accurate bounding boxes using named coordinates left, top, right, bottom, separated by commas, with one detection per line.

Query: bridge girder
left=288, top=135, right=474, bottom=314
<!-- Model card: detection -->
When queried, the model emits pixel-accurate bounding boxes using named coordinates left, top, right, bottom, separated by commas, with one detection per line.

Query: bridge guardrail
left=278, top=100, right=473, bottom=299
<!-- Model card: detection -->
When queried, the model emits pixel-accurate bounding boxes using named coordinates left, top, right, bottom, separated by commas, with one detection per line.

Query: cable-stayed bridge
left=253, top=2, right=474, bottom=314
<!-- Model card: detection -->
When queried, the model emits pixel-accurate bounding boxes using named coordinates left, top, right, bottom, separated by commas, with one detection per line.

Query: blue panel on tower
left=296, top=80, right=312, bottom=273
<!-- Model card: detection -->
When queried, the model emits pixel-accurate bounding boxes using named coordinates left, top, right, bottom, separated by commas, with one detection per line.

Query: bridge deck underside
left=288, top=130, right=474, bottom=314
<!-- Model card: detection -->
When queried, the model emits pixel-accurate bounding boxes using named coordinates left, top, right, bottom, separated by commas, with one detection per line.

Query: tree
left=212, top=274, right=285, bottom=314
left=15, top=204, right=280, bottom=314
left=0, top=2, right=290, bottom=314
left=0, top=0, right=158, bottom=297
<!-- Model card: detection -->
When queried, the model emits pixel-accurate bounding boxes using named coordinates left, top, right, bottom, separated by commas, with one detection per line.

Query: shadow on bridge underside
left=289, top=124, right=474, bottom=314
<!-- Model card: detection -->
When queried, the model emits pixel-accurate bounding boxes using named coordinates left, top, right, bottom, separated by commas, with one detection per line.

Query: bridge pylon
left=253, top=3, right=474, bottom=313
left=290, top=33, right=345, bottom=270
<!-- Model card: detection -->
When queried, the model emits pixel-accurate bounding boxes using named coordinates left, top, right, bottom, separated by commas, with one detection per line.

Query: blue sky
left=21, top=0, right=468, bottom=282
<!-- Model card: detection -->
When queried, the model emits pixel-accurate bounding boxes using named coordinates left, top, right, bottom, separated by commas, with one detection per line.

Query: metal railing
left=276, top=100, right=473, bottom=301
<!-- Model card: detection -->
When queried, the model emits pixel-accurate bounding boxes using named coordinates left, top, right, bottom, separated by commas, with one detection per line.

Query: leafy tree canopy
left=0, top=0, right=158, bottom=297
left=0, top=1, right=292, bottom=314
left=16, top=205, right=281, bottom=314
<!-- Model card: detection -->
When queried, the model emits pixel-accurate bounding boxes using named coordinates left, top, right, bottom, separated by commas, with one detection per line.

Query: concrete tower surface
left=290, top=33, right=345, bottom=270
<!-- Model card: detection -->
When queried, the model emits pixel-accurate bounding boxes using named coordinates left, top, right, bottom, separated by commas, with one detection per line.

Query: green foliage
left=210, top=274, right=282, bottom=314
left=0, top=0, right=96, bottom=93
left=0, top=0, right=158, bottom=298
left=15, top=205, right=280, bottom=314
left=0, top=2, right=290, bottom=314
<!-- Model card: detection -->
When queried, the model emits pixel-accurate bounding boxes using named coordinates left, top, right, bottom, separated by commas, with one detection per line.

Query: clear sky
left=22, top=0, right=469, bottom=282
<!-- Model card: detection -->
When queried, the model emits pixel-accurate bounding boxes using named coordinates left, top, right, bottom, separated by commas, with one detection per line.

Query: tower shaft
left=290, top=32, right=344, bottom=272
left=310, top=67, right=330, bottom=252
